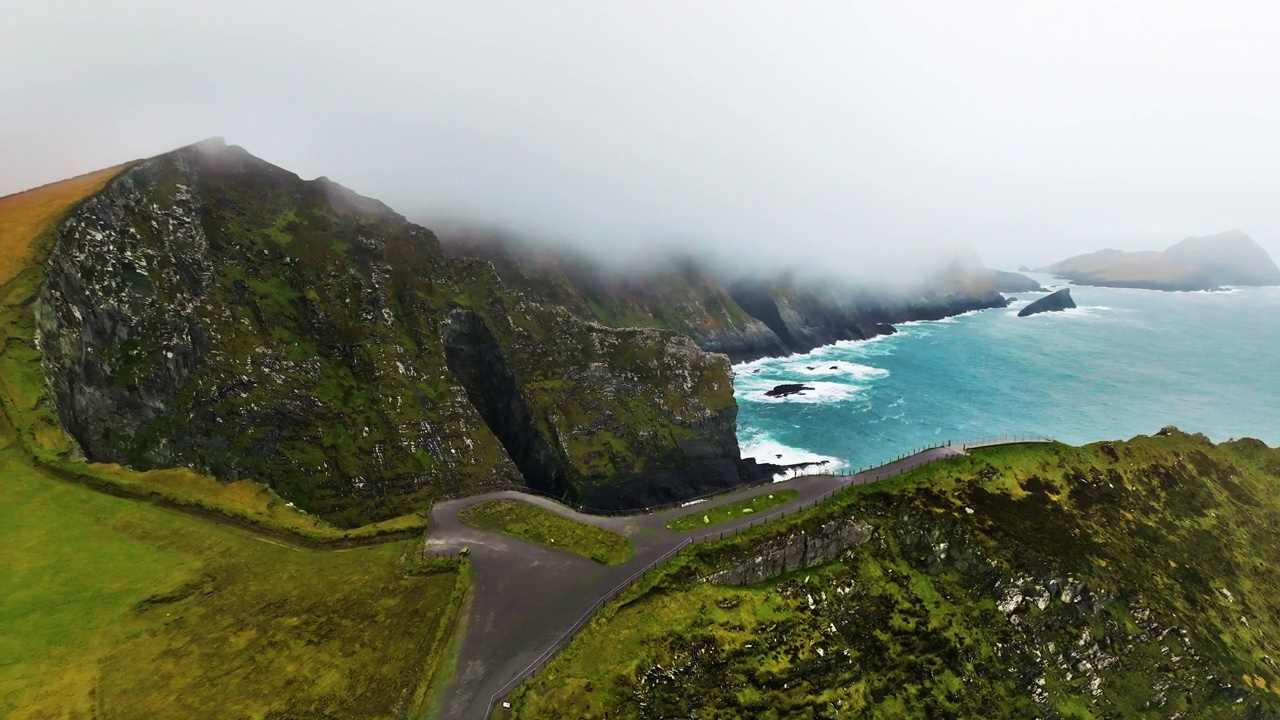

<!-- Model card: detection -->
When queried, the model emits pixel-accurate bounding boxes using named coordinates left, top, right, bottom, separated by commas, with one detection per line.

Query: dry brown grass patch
left=0, top=164, right=128, bottom=288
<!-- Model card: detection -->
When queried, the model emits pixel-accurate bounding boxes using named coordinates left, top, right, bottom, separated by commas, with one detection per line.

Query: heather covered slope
left=1040, top=230, right=1280, bottom=291
left=511, top=430, right=1280, bottom=719
left=441, top=231, right=1024, bottom=363
left=12, top=139, right=752, bottom=527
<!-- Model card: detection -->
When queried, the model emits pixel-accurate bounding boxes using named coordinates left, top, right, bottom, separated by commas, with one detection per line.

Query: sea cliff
left=27, top=140, right=758, bottom=524
left=441, top=231, right=1025, bottom=363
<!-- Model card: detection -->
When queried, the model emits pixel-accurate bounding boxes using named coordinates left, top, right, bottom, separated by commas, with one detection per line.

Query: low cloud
left=4, top=1, right=1280, bottom=274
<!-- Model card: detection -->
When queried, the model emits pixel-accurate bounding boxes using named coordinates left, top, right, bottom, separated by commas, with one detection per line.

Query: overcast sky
left=4, top=1, right=1280, bottom=272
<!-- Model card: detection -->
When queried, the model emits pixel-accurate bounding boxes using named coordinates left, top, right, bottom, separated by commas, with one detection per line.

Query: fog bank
left=5, top=1, right=1280, bottom=272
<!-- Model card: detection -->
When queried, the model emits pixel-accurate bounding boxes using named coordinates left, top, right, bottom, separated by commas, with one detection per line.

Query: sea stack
left=1018, top=288, right=1076, bottom=317
left=765, top=383, right=814, bottom=398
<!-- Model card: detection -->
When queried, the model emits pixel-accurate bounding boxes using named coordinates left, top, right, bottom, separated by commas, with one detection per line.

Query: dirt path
left=428, top=439, right=1047, bottom=719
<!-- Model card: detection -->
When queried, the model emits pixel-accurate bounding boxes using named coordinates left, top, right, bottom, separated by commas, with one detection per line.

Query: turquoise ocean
left=733, top=275, right=1280, bottom=471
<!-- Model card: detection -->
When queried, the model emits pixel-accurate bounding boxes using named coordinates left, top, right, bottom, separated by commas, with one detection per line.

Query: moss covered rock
left=33, top=140, right=748, bottom=525
left=440, top=230, right=1017, bottom=362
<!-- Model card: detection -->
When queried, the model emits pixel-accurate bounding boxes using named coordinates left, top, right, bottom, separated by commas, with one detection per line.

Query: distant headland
left=1037, top=230, right=1280, bottom=291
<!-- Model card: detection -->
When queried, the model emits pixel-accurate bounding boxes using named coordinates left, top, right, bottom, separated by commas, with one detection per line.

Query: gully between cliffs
left=442, top=308, right=573, bottom=501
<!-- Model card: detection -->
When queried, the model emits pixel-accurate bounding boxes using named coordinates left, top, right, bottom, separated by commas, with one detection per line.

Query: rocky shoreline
left=439, top=231, right=1027, bottom=366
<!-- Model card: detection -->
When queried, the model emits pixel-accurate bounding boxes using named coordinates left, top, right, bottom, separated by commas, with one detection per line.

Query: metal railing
left=776, top=435, right=1055, bottom=481
left=442, top=436, right=1054, bottom=521
left=481, top=434, right=1052, bottom=716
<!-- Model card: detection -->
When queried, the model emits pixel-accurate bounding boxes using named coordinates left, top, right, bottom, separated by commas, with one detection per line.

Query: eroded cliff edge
left=33, top=140, right=765, bottom=525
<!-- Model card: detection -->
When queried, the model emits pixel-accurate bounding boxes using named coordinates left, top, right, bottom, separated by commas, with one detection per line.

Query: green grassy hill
left=0, top=406, right=466, bottom=719
left=510, top=430, right=1280, bottom=718
left=0, top=144, right=474, bottom=720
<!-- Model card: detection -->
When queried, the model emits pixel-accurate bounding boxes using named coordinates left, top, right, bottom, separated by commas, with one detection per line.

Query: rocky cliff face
left=440, top=233, right=790, bottom=363
left=441, top=231, right=1021, bottom=363
left=33, top=140, right=752, bottom=524
left=726, top=271, right=1011, bottom=356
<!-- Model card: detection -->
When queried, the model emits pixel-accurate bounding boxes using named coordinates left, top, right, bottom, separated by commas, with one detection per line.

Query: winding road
left=426, top=438, right=1049, bottom=719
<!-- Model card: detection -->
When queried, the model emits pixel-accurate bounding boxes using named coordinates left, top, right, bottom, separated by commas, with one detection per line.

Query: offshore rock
left=764, top=383, right=813, bottom=398
left=1018, top=288, right=1076, bottom=317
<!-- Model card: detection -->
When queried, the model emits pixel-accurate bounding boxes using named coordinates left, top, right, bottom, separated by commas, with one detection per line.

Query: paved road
left=426, top=439, right=1047, bottom=719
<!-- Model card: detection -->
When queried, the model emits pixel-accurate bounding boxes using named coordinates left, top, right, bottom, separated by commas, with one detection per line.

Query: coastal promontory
left=1038, top=230, right=1280, bottom=291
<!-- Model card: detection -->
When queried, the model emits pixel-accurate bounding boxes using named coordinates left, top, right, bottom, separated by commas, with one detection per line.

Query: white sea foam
left=825, top=335, right=898, bottom=359
left=1058, top=305, right=1115, bottom=319
left=1190, top=287, right=1244, bottom=295
left=734, top=279, right=1280, bottom=471
left=737, top=380, right=863, bottom=404
left=740, top=434, right=848, bottom=476
left=1009, top=305, right=1115, bottom=319
left=732, top=355, right=787, bottom=375
left=731, top=335, right=898, bottom=377
left=784, top=360, right=889, bottom=381
left=897, top=307, right=989, bottom=326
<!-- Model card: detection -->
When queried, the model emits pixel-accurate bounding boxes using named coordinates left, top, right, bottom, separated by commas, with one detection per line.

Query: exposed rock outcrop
left=706, top=518, right=873, bottom=585
left=1018, top=288, right=1076, bottom=317
left=725, top=275, right=1010, bottom=358
left=438, top=230, right=1016, bottom=363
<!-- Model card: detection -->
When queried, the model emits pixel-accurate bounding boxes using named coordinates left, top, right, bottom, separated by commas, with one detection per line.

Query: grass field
left=0, top=408, right=464, bottom=719
left=458, top=500, right=634, bottom=565
left=665, top=489, right=798, bottom=531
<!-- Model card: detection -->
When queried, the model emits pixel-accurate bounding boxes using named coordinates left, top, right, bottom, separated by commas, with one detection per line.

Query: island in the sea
left=1038, top=230, right=1280, bottom=291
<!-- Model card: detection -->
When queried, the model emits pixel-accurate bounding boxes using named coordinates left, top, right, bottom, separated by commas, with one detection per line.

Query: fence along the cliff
left=459, top=436, right=1052, bottom=520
